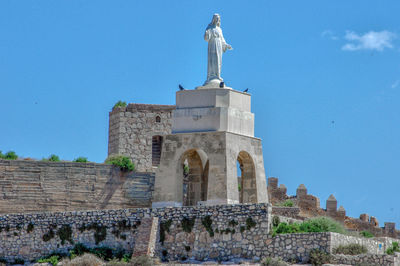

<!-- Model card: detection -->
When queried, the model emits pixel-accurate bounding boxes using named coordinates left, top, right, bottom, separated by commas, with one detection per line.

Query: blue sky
left=1, top=1, right=399, bottom=226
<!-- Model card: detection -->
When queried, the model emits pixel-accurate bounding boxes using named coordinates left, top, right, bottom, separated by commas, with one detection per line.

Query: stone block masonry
left=1, top=204, right=399, bottom=264
left=108, top=103, right=175, bottom=172
left=0, top=204, right=271, bottom=263
left=0, top=160, right=154, bottom=214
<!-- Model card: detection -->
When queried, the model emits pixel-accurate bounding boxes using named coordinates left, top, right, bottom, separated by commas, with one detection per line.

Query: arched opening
left=180, top=149, right=209, bottom=206
left=152, top=136, right=162, bottom=166
left=237, top=151, right=257, bottom=203
left=155, top=116, right=161, bottom=123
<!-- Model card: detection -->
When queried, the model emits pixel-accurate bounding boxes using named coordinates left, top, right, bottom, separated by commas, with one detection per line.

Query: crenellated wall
left=0, top=160, right=154, bottom=214
left=267, top=177, right=399, bottom=238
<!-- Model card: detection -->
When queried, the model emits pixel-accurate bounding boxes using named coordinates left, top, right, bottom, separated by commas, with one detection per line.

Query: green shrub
left=299, top=216, right=346, bottom=234
left=201, top=215, right=214, bottom=237
left=43, top=229, right=55, bottom=242
left=278, top=199, right=294, bottom=207
left=309, top=249, right=331, bottom=266
left=57, top=224, right=73, bottom=245
left=1, top=151, right=18, bottom=160
left=386, top=241, right=400, bottom=255
left=159, top=219, right=172, bottom=244
left=73, top=157, right=89, bottom=163
left=272, top=216, right=280, bottom=227
left=70, top=243, right=90, bottom=256
left=181, top=217, right=195, bottom=233
left=246, top=217, right=257, bottom=230
left=272, top=216, right=346, bottom=237
left=105, top=155, right=135, bottom=172
left=113, top=101, right=127, bottom=109
left=38, top=255, right=59, bottom=266
left=360, top=230, right=374, bottom=238
left=262, top=257, right=289, bottom=266
left=333, top=243, right=368, bottom=255
left=43, top=154, right=60, bottom=162
left=12, top=258, right=25, bottom=265
left=27, top=222, right=34, bottom=233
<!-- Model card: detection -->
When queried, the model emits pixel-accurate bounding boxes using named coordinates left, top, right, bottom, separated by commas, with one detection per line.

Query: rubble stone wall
left=0, top=204, right=271, bottom=263
left=108, top=104, right=175, bottom=172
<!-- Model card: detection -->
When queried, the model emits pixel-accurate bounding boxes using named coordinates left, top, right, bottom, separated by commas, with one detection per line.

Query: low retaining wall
left=1, top=203, right=398, bottom=264
left=332, top=253, right=400, bottom=266
left=262, top=232, right=398, bottom=263
left=0, top=203, right=272, bottom=263
left=330, top=232, right=387, bottom=254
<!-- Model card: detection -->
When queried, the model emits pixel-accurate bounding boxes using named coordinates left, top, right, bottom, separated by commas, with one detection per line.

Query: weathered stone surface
left=0, top=203, right=271, bottom=263
left=0, top=160, right=154, bottom=214
left=108, top=103, right=175, bottom=172
left=153, top=131, right=268, bottom=207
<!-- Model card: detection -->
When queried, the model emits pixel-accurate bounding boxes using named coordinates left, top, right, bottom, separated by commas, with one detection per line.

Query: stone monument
left=152, top=14, right=268, bottom=207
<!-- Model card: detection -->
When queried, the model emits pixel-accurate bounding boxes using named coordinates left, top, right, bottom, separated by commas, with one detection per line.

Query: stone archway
left=179, top=149, right=209, bottom=206
left=237, top=151, right=257, bottom=203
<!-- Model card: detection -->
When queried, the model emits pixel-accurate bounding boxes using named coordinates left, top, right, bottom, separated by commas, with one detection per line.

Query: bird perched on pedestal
left=179, top=84, right=185, bottom=91
left=244, top=88, right=249, bottom=93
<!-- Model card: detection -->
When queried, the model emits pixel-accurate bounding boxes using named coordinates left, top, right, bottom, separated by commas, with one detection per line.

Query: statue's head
left=210, top=14, right=221, bottom=27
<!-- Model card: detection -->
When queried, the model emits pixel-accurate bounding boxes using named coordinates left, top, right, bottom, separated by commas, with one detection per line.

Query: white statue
left=204, top=14, right=233, bottom=86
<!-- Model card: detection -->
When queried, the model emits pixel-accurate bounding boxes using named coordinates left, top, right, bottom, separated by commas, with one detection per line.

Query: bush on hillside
left=262, top=257, right=289, bottom=266
left=299, top=216, right=346, bottom=234
left=333, top=243, right=368, bottom=255
left=283, top=199, right=294, bottom=207
left=73, top=157, right=89, bottom=163
left=386, top=241, right=400, bottom=255
left=105, top=155, right=135, bottom=172
left=61, top=253, right=104, bottom=266
left=272, top=216, right=346, bottom=236
left=308, top=249, right=332, bottom=266
left=360, top=230, right=374, bottom=238
left=113, top=101, right=127, bottom=109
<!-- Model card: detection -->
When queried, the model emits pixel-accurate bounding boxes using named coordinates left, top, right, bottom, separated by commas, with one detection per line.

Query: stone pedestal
left=152, top=87, right=268, bottom=207
left=172, top=88, right=254, bottom=137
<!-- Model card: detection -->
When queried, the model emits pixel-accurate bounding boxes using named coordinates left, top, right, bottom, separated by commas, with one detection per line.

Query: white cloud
left=342, top=30, right=396, bottom=51
left=321, top=30, right=338, bottom=40
left=391, top=80, right=399, bottom=89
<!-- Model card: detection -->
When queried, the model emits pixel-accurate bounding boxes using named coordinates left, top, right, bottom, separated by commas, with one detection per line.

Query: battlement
left=110, top=103, right=176, bottom=114
left=267, top=177, right=399, bottom=238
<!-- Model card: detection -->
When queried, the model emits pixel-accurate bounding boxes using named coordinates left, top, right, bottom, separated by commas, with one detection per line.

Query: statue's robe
left=204, top=25, right=229, bottom=84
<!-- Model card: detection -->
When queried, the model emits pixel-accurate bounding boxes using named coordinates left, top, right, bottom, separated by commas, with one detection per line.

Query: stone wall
left=1, top=204, right=399, bottom=264
left=0, top=160, right=154, bottom=214
left=271, top=206, right=302, bottom=219
left=267, top=177, right=400, bottom=238
left=108, top=103, right=175, bottom=172
left=263, top=232, right=397, bottom=263
left=160, top=204, right=271, bottom=261
left=0, top=204, right=272, bottom=263
left=331, top=253, right=400, bottom=266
